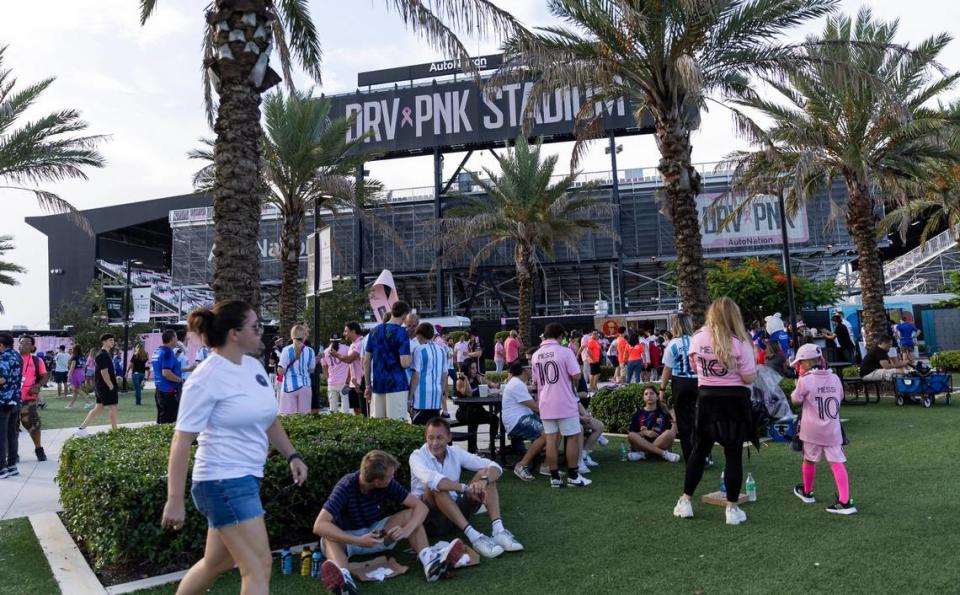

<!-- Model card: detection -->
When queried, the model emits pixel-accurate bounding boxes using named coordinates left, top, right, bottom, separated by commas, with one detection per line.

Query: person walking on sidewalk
left=18, top=336, right=48, bottom=462
left=126, top=344, right=150, bottom=406
left=0, top=333, right=23, bottom=479
left=53, top=345, right=71, bottom=397
left=65, top=345, right=93, bottom=409
left=77, top=334, right=120, bottom=434
left=162, top=300, right=308, bottom=595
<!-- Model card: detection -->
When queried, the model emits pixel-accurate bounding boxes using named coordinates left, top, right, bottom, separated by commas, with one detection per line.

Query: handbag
left=790, top=414, right=803, bottom=452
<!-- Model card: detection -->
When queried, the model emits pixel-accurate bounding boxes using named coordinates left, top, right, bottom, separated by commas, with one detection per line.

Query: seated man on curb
left=409, top=417, right=524, bottom=559
left=313, top=450, right=464, bottom=594
left=501, top=362, right=546, bottom=481
left=626, top=386, right=680, bottom=462
left=860, top=335, right=909, bottom=382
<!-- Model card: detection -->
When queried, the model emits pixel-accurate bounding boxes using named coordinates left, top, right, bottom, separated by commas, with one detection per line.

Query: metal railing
left=843, top=223, right=959, bottom=290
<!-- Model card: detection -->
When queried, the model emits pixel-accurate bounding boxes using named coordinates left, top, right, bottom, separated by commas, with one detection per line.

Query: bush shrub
left=598, top=366, right=616, bottom=381
left=57, top=415, right=423, bottom=574
left=931, top=350, right=960, bottom=371
left=841, top=366, right=861, bottom=379
left=485, top=371, right=508, bottom=384
left=589, top=384, right=668, bottom=433
left=445, top=331, right=469, bottom=344
left=494, top=330, right=510, bottom=343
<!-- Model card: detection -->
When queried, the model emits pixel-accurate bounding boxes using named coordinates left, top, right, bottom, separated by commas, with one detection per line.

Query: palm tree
left=0, top=235, right=26, bottom=314
left=500, top=0, right=838, bottom=325
left=723, top=9, right=959, bottom=347
left=191, top=92, right=382, bottom=337
left=881, top=162, right=960, bottom=250
left=0, top=45, right=106, bottom=234
left=434, top=136, right=615, bottom=345
left=140, top=0, right=524, bottom=310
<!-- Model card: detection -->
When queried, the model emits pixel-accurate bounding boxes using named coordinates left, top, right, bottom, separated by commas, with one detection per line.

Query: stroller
left=751, top=366, right=795, bottom=441
left=893, top=361, right=953, bottom=408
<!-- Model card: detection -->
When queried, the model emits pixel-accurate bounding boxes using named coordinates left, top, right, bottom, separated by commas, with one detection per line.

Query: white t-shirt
left=54, top=351, right=71, bottom=372
left=501, top=376, right=534, bottom=434
left=176, top=353, right=279, bottom=481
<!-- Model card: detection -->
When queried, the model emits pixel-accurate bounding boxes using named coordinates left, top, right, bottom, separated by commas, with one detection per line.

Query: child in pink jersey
left=789, top=344, right=856, bottom=515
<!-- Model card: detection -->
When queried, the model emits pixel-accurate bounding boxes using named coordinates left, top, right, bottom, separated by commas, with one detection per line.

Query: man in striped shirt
left=408, top=323, right=448, bottom=425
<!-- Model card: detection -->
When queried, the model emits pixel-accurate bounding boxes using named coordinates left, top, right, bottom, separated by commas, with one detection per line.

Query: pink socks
left=802, top=461, right=816, bottom=493
left=830, top=462, right=850, bottom=503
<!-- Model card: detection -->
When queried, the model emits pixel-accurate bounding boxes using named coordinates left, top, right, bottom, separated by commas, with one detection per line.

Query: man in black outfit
left=77, top=333, right=120, bottom=434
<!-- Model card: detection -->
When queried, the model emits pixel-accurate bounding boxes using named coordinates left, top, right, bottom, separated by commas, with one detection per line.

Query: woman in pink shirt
left=673, top=297, right=757, bottom=526
left=494, top=337, right=506, bottom=373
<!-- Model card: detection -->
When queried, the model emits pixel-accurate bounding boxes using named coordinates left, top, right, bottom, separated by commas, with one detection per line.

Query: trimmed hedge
left=931, top=351, right=960, bottom=371
left=485, top=371, right=508, bottom=384
left=494, top=330, right=510, bottom=343
left=591, top=377, right=800, bottom=433
left=57, top=415, right=423, bottom=573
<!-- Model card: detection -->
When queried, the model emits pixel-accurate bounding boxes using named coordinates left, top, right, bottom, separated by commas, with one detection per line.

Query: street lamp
left=776, top=190, right=799, bottom=352
left=312, top=194, right=334, bottom=349
left=122, top=258, right=143, bottom=392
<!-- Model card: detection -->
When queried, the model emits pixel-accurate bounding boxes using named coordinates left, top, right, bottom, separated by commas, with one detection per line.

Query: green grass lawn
left=37, top=387, right=158, bottom=430
left=0, top=518, right=59, bottom=595
left=129, top=397, right=960, bottom=594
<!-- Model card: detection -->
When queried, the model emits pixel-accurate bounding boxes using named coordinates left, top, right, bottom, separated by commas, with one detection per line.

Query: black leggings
left=684, top=438, right=743, bottom=502
left=671, top=377, right=699, bottom=462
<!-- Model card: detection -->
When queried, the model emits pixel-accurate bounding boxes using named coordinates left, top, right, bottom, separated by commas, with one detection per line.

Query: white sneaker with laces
left=566, top=474, right=592, bottom=487
left=673, top=497, right=693, bottom=518
left=471, top=535, right=504, bottom=558
left=627, top=451, right=646, bottom=461
left=597, top=435, right=609, bottom=446
left=549, top=477, right=563, bottom=488
left=75, top=427, right=88, bottom=437
left=662, top=451, right=681, bottom=463
left=577, top=462, right=591, bottom=474
left=493, top=529, right=524, bottom=552
left=583, top=454, right=599, bottom=467
left=539, top=464, right=552, bottom=477
left=725, top=506, right=747, bottom=525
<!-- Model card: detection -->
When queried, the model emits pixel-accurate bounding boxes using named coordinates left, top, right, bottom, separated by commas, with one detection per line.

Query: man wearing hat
left=322, top=333, right=351, bottom=414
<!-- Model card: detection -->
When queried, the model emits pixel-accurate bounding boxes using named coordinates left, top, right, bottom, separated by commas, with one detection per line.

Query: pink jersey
left=346, top=337, right=363, bottom=386
left=494, top=342, right=505, bottom=362
left=791, top=368, right=844, bottom=447
left=531, top=339, right=581, bottom=420
left=504, top=337, right=520, bottom=362
left=322, top=344, right=351, bottom=385
left=688, top=328, right=756, bottom=388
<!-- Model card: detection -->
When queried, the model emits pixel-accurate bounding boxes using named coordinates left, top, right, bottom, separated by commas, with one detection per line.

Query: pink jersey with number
left=791, top=368, right=843, bottom=447
left=687, top=328, right=756, bottom=388
left=531, top=339, right=581, bottom=420
left=322, top=344, right=351, bottom=385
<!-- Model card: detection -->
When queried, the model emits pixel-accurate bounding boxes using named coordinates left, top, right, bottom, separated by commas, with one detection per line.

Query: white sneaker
left=673, top=497, right=694, bottom=518
left=726, top=506, right=747, bottom=525
left=583, top=454, right=599, bottom=467
left=627, top=451, right=646, bottom=461
left=549, top=477, right=563, bottom=488
left=566, top=474, right=592, bottom=487
left=75, top=427, right=88, bottom=437
left=597, top=435, right=609, bottom=447
left=83, top=403, right=93, bottom=409
left=539, top=464, right=552, bottom=477
left=64, top=404, right=73, bottom=409
left=471, top=535, right=504, bottom=558
left=493, top=529, right=524, bottom=552
left=662, top=451, right=681, bottom=463
left=577, top=462, right=591, bottom=474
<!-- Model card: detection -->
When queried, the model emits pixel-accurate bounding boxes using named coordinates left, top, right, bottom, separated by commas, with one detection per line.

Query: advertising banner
left=698, top=193, right=809, bottom=250
left=132, top=287, right=152, bottom=322
left=103, top=286, right=125, bottom=323
left=369, top=270, right=399, bottom=323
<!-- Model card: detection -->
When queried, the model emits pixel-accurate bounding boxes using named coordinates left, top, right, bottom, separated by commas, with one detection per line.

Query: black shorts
left=53, top=371, right=68, bottom=383
left=608, top=356, right=619, bottom=367
left=590, top=363, right=601, bottom=376
left=424, top=494, right=482, bottom=538
left=96, top=388, right=119, bottom=406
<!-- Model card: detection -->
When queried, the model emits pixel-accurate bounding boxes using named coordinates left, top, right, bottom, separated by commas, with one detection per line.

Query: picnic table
left=451, top=391, right=508, bottom=463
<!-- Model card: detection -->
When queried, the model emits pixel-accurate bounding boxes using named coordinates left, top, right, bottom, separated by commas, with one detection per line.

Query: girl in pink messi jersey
left=789, top=343, right=856, bottom=515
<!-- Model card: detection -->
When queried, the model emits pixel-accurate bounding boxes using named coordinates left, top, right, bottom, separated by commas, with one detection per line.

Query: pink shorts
left=279, top=386, right=312, bottom=414
left=803, top=443, right=846, bottom=463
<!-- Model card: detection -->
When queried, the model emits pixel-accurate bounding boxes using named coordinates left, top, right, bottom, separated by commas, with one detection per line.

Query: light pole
left=313, top=197, right=321, bottom=349
left=776, top=188, right=799, bottom=352
left=122, top=259, right=142, bottom=392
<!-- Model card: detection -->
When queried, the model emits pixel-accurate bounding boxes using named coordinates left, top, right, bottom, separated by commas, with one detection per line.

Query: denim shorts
left=190, top=475, right=265, bottom=529
left=320, top=516, right=395, bottom=559
left=510, top=413, right=544, bottom=441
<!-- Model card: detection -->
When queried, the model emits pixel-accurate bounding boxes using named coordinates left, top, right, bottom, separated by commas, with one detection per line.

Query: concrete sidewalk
left=1, top=421, right=153, bottom=521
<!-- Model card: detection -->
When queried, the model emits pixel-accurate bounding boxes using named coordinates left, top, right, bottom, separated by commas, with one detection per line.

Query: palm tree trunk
left=515, top=244, right=534, bottom=347
left=279, top=206, right=305, bottom=338
left=655, top=116, right=709, bottom=326
left=846, top=180, right=886, bottom=349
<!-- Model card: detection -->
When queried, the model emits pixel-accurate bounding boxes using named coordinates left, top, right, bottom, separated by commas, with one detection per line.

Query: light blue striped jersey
left=663, top=335, right=696, bottom=379
left=411, top=341, right=447, bottom=411
left=279, top=344, right=316, bottom=392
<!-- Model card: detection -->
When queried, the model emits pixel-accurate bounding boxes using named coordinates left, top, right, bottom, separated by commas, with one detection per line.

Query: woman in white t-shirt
left=162, top=300, right=308, bottom=594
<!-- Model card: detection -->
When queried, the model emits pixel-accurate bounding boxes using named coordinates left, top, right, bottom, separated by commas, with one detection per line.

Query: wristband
left=287, top=452, right=303, bottom=463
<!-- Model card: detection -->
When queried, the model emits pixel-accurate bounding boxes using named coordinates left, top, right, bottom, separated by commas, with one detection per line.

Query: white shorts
left=803, top=443, right=846, bottom=463
left=371, top=391, right=408, bottom=421
left=327, top=384, right=349, bottom=413
left=542, top=416, right=581, bottom=437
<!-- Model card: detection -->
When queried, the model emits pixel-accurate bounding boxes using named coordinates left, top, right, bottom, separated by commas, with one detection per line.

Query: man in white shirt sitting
left=500, top=362, right=546, bottom=482
left=408, top=417, right=524, bottom=559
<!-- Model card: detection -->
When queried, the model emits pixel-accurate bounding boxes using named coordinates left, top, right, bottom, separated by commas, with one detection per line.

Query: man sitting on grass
left=313, top=449, right=464, bottom=594
left=409, top=417, right=524, bottom=559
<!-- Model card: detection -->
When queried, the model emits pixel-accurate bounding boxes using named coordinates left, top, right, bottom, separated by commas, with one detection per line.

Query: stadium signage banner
left=326, top=78, right=653, bottom=158
left=358, top=54, right=503, bottom=86
left=698, top=193, right=810, bottom=249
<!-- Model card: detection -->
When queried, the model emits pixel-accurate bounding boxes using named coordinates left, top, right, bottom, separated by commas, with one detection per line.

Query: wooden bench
left=842, top=377, right=883, bottom=404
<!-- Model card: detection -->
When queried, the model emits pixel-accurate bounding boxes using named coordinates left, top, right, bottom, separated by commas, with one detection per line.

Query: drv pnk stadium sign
left=324, top=75, right=660, bottom=159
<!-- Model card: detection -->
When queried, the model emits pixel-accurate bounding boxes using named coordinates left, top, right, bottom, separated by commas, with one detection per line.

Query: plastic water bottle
left=719, top=470, right=726, bottom=497
left=746, top=473, right=757, bottom=502
left=300, top=549, right=312, bottom=577
left=310, top=551, right=322, bottom=578
left=619, top=443, right=628, bottom=461
left=281, top=548, right=293, bottom=576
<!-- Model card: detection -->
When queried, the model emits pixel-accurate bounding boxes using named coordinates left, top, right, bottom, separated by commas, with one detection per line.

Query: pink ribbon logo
left=400, top=106, right=414, bottom=128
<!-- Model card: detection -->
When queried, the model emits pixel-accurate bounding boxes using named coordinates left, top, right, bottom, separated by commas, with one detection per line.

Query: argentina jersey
left=667, top=336, right=696, bottom=378
left=412, top=341, right=446, bottom=410
left=281, top=344, right=316, bottom=393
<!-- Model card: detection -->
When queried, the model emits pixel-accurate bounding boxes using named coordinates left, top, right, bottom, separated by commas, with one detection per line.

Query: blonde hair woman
left=277, top=324, right=316, bottom=414
left=673, top=297, right=757, bottom=526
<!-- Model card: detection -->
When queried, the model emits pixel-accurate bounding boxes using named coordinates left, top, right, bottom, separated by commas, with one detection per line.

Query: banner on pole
left=306, top=226, right=334, bottom=297
left=103, top=286, right=125, bottom=323
left=132, top=287, right=152, bottom=322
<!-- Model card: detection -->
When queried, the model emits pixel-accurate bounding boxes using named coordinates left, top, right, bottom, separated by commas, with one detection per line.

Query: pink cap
left=789, top=343, right=822, bottom=366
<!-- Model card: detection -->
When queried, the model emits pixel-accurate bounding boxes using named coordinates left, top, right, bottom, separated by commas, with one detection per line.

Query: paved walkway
left=1, top=421, right=153, bottom=521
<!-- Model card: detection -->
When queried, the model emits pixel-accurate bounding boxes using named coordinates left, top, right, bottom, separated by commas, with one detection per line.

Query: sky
left=2, top=0, right=959, bottom=329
